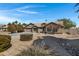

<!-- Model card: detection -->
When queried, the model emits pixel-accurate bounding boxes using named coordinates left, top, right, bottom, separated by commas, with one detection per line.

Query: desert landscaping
left=0, top=31, right=79, bottom=56
left=0, top=3, right=79, bottom=56
left=0, top=19, right=78, bottom=56
left=0, top=19, right=79, bottom=56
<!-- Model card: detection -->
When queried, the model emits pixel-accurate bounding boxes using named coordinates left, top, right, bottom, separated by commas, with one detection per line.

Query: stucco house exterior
left=0, top=25, right=7, bottom=32
left=24, top=23, right=35, bottom=32
left=0, top=21, right=64, bottom=34
left=25, top=22, right=64, bottom=34
left=44, top=22, right=64, bottom=34
left=25, top=23, right=47, bottom=33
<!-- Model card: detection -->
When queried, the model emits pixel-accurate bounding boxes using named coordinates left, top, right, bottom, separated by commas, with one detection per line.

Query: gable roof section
left=26, top=23, right=37, bottom=28
left=45, top=22, right=64, bottom=27
left=25, top=22, right=64, bottom=29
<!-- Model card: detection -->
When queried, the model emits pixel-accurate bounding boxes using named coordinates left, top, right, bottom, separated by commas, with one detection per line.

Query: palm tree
left=75, top=3, right=79, bottom=13
left=75, top=3, right=79, bottom=18
left=75, top=3, right=79, bottom=7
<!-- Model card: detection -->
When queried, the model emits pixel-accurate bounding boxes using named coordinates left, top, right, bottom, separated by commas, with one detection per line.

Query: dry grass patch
left=16, top=46, right=58, bottom=56
left=16, top=47, right=50, bottom=56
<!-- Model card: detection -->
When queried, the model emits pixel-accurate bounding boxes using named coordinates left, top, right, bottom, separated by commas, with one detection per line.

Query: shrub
left=7, top=24, right=16, bottom=33
left=8, top=21, right=25, bottom=33
left=17, top=24, right=24, bottom=32
left=16, top=47, right=58, bottom=56
left=20, top=34, right=33, bottom=41
left=16, top=47, right=50, bottom=56
left=0, top=35, right=11, bottom=52
left=0, top=35, right=11, bottom=40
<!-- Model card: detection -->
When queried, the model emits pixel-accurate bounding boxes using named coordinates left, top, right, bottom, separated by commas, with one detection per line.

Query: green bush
left=0, top=35, right=11, bottom=52
left=20, top=34, right=33, bottom=41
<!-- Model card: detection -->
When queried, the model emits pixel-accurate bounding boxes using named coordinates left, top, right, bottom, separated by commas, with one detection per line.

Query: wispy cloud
left=16, top=5, right=46, bottom=10
left=15, top=6, right=33, bottom=10
left=0, top=5, right=45, bottom=24
left=15, top=5, right=46, bottom=14
left=15, top=5, right=40, bottom=14
left=16, top=10, right=38, bottom=14
left=0, top=5, right=40, bottom=15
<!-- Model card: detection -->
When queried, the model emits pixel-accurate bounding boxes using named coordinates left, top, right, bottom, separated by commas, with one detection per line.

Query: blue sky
left=0, top=3, right=79, bottom=26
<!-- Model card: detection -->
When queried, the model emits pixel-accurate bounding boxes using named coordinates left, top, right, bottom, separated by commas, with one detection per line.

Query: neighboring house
left=44, top=22, right=64, bottom=34
left=0, top=25, right=3, bottom=31
left=2, top=25, right=8, bottom=31
left=0, top=25, right=7, bottom=31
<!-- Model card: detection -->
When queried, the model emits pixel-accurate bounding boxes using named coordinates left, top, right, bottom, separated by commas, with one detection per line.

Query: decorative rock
left=43, top=45, right=49, bottom=50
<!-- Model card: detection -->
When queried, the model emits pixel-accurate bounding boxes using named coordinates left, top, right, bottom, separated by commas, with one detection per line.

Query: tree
left=74, top=3, right=79, bottom=18
left=75, top=3, right=79, bottom=13
left=8, top=23, right=11, bottom=25
left=7, top=21, right=24, bottom=33
left=17, top=23, right=24, bottom=32
left=57, top=18, right=76, bottom=29
left=22, top=23, right=27, bottom=26
left=7, top=24, right=16, bottom=33
left=13, top=21, right=18, bottom=25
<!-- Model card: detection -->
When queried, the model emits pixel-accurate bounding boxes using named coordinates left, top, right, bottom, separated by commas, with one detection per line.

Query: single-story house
left=44, top=22, right=64, bottom=34
left=0, top=25, right=7, bottom=31
left=24, top=23, right=34, bottom=32
left=25, top=23, right=47, bottom=33
left=34, top=23, right=46, bottom=33
left=25, top=22, right=64, bottom=34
